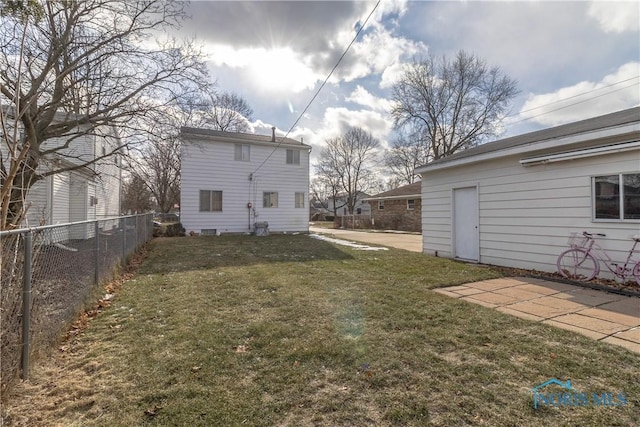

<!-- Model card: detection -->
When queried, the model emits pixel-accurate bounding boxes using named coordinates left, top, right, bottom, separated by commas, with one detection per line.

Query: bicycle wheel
left=633, top=262, right=640, bottom=286
left=557, top=248, right=598, bottom=281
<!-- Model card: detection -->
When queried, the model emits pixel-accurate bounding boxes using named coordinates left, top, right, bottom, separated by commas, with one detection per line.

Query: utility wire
left=513, top=75, right=640, bottom=116
left=508, top=81, right=639, bottom=126
left=252, top=0, right=381, bottom=175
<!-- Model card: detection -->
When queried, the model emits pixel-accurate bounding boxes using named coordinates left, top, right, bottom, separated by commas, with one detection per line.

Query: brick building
left=364, top=182, right=421, bottom=232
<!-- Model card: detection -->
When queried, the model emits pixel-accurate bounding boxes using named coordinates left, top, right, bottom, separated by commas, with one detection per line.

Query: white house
left=416, top=107, right=640, bottom=278
left=180, top=127, right=311, bottom=234
left=2, top=111, right=122, bottom=236
left=327, top=192, right=372, bottom=217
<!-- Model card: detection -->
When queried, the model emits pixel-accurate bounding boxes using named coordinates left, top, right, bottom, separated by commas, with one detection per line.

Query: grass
left=3, top=235, right=639, bottom=426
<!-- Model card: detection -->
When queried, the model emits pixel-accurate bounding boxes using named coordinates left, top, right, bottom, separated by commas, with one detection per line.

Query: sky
left=176, top=0, right=640, bottom=167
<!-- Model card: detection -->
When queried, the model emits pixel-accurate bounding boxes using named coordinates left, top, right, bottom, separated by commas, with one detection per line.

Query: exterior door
left=453, top=186, right=479, bottom=261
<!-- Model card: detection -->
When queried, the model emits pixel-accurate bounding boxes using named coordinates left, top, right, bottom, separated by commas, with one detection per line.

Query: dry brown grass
left=2, top=235, right=639, bottom=426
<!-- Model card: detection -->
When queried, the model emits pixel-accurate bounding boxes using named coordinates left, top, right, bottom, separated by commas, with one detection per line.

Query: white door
left=453, top=187, right=479, bottom=261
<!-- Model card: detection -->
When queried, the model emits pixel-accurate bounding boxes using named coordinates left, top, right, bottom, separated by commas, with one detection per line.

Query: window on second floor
left=234, top=144, right=250, bottom=161
left=286, top=149, right=300, bottom=165
left=295, top=192, right=305, bottom=208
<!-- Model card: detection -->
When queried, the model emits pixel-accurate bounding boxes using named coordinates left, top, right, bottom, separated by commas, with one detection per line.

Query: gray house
left=416, top=107, right=640, bottom=278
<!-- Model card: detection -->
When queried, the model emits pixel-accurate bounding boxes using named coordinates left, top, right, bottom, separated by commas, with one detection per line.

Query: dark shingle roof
left=417, top=107, right=640, bottom=170
left=365, top=182, right=421, bottom=200
left=180, top=127, right=310, bottom=148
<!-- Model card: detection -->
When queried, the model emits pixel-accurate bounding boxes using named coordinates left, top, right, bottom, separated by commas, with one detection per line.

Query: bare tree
left=0, top=0, right=208, bottom=229
left=208, top=92, right=253, bottom=132
left=121, top=174, right=154, bottom=214
left=129, top=136, right=181, bottom=214
left=391, top=50, right=519, bottom=161
left=310, top=174, right=341, bottom=217
left=315, top=127, right=380, bottom=215
left=383, top=132, right=430, bottom=186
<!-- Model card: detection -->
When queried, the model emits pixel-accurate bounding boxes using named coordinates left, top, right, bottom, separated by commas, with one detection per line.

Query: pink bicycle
left=557, top=231, right=640, bottom=285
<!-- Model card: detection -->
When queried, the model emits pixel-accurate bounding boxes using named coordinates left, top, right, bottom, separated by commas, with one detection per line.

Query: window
left=378, top=200, right=384, bottom=210
left=234, top=144, right=250, bottom=161
left=200, top=190, right=222, bottom=212
left=295, top=192, right=305, bottom=208
left=286, top=149, right=300, bottom=165
left=407, top=199, right=415, bottom=210
left=593, top=173, right=640, bottom=220
left=263, top=192, right=278, bottom=208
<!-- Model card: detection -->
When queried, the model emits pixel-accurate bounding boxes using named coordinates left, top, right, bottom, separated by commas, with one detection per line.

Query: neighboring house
left=309, top=198, right=331, bottom=221
left=2, top=111, right=122, bottom=236
left=416, top=107, right=640, bottom=278
left=180, top=127, right=311, bottom=234
left=327, top=192, right=371, bottom=217
left=364, top=181, right=421, bottom=232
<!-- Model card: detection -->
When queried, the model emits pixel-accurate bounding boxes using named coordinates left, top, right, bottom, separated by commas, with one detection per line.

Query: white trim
left=363, top=194, right=421, bottom=201
left=416, top=122, right=640, bottom=174
left=591, top=172, right=640, bottom=223
left=520, top=141, right=640, bottom=166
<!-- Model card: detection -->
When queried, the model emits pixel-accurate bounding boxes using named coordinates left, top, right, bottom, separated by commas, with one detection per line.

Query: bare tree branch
left=0, top=0, right=209, bottom=229
left=315, top=127, right=380, bottom=215
left=391, top=50, right=519, bottom=161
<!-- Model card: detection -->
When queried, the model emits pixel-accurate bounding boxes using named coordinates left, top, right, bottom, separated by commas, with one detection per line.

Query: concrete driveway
left=308, top=226, right=422, bottom=252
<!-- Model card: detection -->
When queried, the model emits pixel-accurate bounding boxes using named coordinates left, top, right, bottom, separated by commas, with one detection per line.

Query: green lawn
left=4, top=235, right=639, bottom=426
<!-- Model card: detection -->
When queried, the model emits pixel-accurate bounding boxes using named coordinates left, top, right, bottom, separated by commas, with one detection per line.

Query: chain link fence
left=0, top=213, right=153, bottom=395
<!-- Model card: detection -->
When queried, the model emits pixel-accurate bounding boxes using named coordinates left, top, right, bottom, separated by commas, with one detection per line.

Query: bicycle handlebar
left=583, top=231, right=606, bottom=238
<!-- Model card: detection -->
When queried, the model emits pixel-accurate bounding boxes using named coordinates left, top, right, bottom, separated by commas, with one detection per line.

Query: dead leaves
left=233, top=345, right=248, bottom=353
left=144, top=404, right=163, bottom=418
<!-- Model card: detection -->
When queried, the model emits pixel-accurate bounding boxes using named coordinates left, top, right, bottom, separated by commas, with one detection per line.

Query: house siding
left=23, top=176, right=51, bottom=226
left=422, top=149, right=640, bottom=278
left=371, top=198, right=421, bottom=232
left=181, top=138, right=309, bottom=234
left=2, top=121, right=122, bottom=229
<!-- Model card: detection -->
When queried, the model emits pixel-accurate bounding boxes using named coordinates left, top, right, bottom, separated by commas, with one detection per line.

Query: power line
left=252, top=0, right=381, bottom=175
left=514, top=75, right=640, bottom=116
left=509, top=81, right=639, bottom=126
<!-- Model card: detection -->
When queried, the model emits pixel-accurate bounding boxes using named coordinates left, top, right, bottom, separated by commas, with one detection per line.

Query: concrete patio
left=434, top=277, right=640, bottom=354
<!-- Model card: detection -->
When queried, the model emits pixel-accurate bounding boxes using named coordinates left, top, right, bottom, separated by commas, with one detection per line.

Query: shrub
left=164, top=223, right=186, bottom=237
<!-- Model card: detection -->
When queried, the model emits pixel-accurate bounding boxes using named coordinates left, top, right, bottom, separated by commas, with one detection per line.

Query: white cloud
left=588, top=1, right=640, bottom=33
left=345, top=85, right=393, bottom=112
left=379, top=62, right=406, bottom=89
left=205, top=44, right=321, bottom=94
left=515, top=62, right=640, bottom=127
left=332, top=26, right=428, bottom=83
left=322, top=107, right=392, bottom=141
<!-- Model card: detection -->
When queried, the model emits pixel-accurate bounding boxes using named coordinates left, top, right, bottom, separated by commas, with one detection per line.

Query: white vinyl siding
left=421, top=149, right=640, bottom=279
left=181, top=138, right=310, bottom=233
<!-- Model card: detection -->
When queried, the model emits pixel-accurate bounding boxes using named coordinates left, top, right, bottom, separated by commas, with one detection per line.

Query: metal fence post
left=94, top=221, right=100, bottom=286
left=21, top=231, right=32, bottom=380
left=122, top=216, right=127, bottom=267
